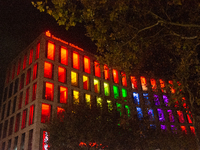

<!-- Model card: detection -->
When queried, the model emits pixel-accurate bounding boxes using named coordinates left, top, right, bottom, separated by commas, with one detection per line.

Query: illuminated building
left=0, top=31, right=194, bottom=150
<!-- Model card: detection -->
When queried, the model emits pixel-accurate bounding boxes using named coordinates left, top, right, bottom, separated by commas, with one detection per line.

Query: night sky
left=0, top=0, right=96, bottom=100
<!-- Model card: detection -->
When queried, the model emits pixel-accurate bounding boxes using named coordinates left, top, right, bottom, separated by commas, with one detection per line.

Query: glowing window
left=57, top=107, right=65, bottom=120
left=187, top=114, right=193, bottom=123
left=163, top=95, right=169, bottom=106
left=190, top=126, right=195, bottom=134
left=15, top=113, right=20, bottom=132
left=96, top=97, right=103, bottom=108
left=140, top=76, right=148, bottom=91
left=73, top=90, right=79, bottom=104
left=73, top=51, right=80, bottom=70
left=42, top=131, right=50, bottom=150
left=47, top=41, right=55, bottom=60
left=112, top=69, right=119, bottom=84
left=29, top=49, right=33, bottom=65
left=32, top=63, right=38, bottom=80
left=25, top=88, right=29, bottom=105
left=17, top=59, right=21, bottom=75
left=94, top=79, right=100, bottom=93
left=26, top=68, right=31, bottom=85
left=104, top=65, right=110, bottom=80
left=177, top=110, right=184, bottom=123
left=181, top=126, right=187, bottom=134
left=171, top=125, right=177, bottom=133
left=12, top=64, right=15, bottom=79
left=94, top=61, right=101, bottom=77
left=35, top=42, right=40, bottom=60
left=150, top=78, right=157, bottom=91
left=157, top=109, right=165, bottom=122
left=18, top=92, right=23, bottom=110
left=154, top=95, right=160, bottom=106
left=107, top=100, right=113, bottom=111
left=116, top=103, right=122, bottom=116
left=23, top=54, right=27, bottom=70
left=122, top=88, right=127, bottom=98
left=44, top=62, right=53, bottom=79
left=59, top=86, right=68, bottom=103
left=71, top=71, right=78, bottom=86
left=29, top=105, right=34, bottom=125
left=21, top=109, right=27, bottom=129
left=60, top=46, right=68, bottom=65
left=113, top=85, right=119, bottom=99
left=167, top=110, right=175, bottom=122
left=84, top=56, right=90, bottom=73
left=32, top=82, right=37, bottom=101
left=136, top=107, right=143, bottom=120
left=44, top=82, right=54, bottom=101
left=125, top=105, right=130, bottom=117
left=148, top=108, right=154, bottom=121
left=85, top=94, right=91, bottom=107
left=159, top=79, right=166, bottom=93
left=104, top=82, right=110, bottom=96
left=161, top=125, right=166, bottom=130
left=130, top=76, right=137, bottom=89
left=58, top=66, right=66, bottom=83
left=133, top=92, right=140, bottom=105
left=19, top=74, right=25, bottom=90
left=168, top=80, right=175, bottom=94
left=41, top=103, right=51, bottom=123
left=83, top=75, right=89, bottom=90
left=143, top=93, right=150, bottom=105
left=121, top=72, right=127, bottom=87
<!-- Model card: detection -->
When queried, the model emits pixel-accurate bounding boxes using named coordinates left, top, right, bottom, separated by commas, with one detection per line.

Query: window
left=23, top=53, right=27, bottom=70
left=136, top=107, right=143, bottom=120
left=18, top=92, right=23, bottom=110
left=6, top=69, right=10, bottom=83
left=8, top=117, right=14, bottom=135
left=122, top=88, right=127, bottom=98
left=113, top=85, right=119, bottom=99
left=130, top=76, right=137, bottom=89
left=85, top=94, right=91, bottom=107
left=29, top=105, right=34, bottom=125
left=150, top=78, right=157, bottom=91
left=107, top=100, right=113, bottom=111
left=112, top=69, right=119, bottom=84
left=32, top=63, right=38, bottom=80
left=121, top=72, right=127, bottom=87
left=168, top=80, right=175, bottom=94
left=29, top=49, right=33, bottom=65
left=83, top=75, right=89, bottom=90
left=3, top=120, right=8, bottom=138
left=190, top=126, right=195, bottom=134
left=161, top=125, right=166, bottom=130
left=71, top=71, right=78, bottom=86
left=104, top=82, right=110, bottom=96
left=8, top=82, right=13, bottom=98
left=12, top=64, right=15, bottom=79
left=44, top=82, right=54, bottom=101
left=28, top=129, right=33, bottom=150
left=163, top=95, right=169, bottom=106
left=12, top=96, right=17, bottom=113
left=44, top=62, right=53, bottom=79
left=58, top=66, right=66, bottom=83
left=73, top=90, right=79, bottom=104
left=17, top=59, right=21, bottom=75
left=148, top=109, right=154, bottom=121
left=26, top=69, right=31, bottom=85
left=1, top=104, right=5, bottom=121
left=96, top=97, right=103, bottom=108
left=20, top=133, right=25, bottom=150
left=6, top=100, right=11, bottom=117
left=177, top=110, right=184, bottom=123
left=167, top=110, right=175, bottom=122
left=15, top=113, right=20, bottom=132
left=19, top=73, right=25, bottom=90
left=133, top=92, right=140, bottom=105
left=32, top=82, right=37, bottom=101
left=25, top=88, right=29, bottom=105
left=187, top=114, right=193, bottom=123
left=159, top=79, right=166, bottom=93
left=8, top=139, right=11, bottom=150
left=140, top=76, right=148, bottom=91
left=181, top=126, right=187, bottom=134
left=57, top=107, right=65, bottom=119
left=84, top=56, right=90, bottom=73
left=35, top=42, right=40, bottom=60
left=59, top=86, right=68, bottom=103
left=41, top=103, right=51, bottom=123
left=14, top=136, right=18, bottom=150
left=157, top=109, right=165, bottom=122
left=46, top=41, right=55, bottom=60
left=60, top=46, right=68, bottom=65
left=104, top=65, right=110, bottom=80
left=14, top=78, right=19, bottom=94
left=73, top=51, right=80, bottom=69
left=94, top=79, right=100, bottom=93
left=21, top=109, right=27, bottom=129
left=42, top=131, right=50, bottom=150
left=3, top=87, right=8, bottom=102
left=125, top=105, right=131, bottom=117
left=154, top=95, right=160, bottom=106
left=94, top=61, right=101, bottom=77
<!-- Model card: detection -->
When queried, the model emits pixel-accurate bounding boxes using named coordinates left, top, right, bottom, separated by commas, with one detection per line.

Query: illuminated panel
left=94, top=79, right=100, bottom=93
left=94, top=61, right=101, bottom=77
left=182, top=97, right=186, bottom=108
left=122, top=88, right=127, bottom=98
left=136, top=107, right=143, bottom=120
left=163, top=95, right=168, bottom=106
left=25, top=88, right=29, bottom=105
left=29, top=49, right=33, bottom=65
left=130, top=76, right=137, bottom=89
left=150, top=78, right=157, bottom=91
left=12, top=64, right=15, bottom=79
left=73, top=51, right=80, bottom=70
left=84, top=56, right=90, bottom=73
left=47, top=41, right=55, bottom=60
left=104, top=82, right=110, bottom=96
left=133, top=92, right=140, bottom=105
left=21, top=109, right=27, bottom=129
left=35, top=42, right=40, bottom=60
left=26, top=69, right=31, bottom=85
left=60, top=46, right=68, bottom=65
left=125, top=105, right=130, bottom=117
left=41, top=103, right=51, bottom=123
left=59, top=86, right=68, bottom=103
left=167, top=110, right=175, bottom=122
left=140, top=76, right=148, bottom=91
left=57, top=107, right=65, bottom=120
left=113, top=85, right=119, bottom=99
left=29, top=105, right=34, bottom=125
left=157, top=109, right=165, bottom=122
left=148, top=109, right=154, bottom=121
left=104, top=65, right=110, bottom=80
left=177, top=110, right=184, bottom=123
left=42, top=131, right=50, bottom=150
left=32, top=63, right=38, bottom=80
left=181, top=126, right=187, bottom=134
left=161, top=125, right=166, bottom=130
left=116, top=103, right=122, bottom=116
left=17, top=59, right=21, bottom=75
left=73, top=90, right=79, bottom=104
left=32, top=82, right=37, bottom=101
left=112, top=69, right=119, bottom=84
left=58, top=66, right=66, bottom=83
left=107, top=100, right=113, bottom=111
left=168, top=80, right=175, bottom=93
left=96, top=97, right=103, bottom=108
left=154, top=95, right=160, bottom=106
left=187, top=113, right=193, bottom=123
left=18, top=92, right=23, bottom=110
left=190, top=126, right=195, bottom=134
left=159, top=79, right=166, bottom=93
left=23, top=54, right=27, bottom=70
left=15, top=113, right=20, bottom=132
left=85, top=94, right=91, bottom=107
left=171, top=125, right=177, bottom=133
left=45, top=82, right=54, bottom=101
left=83, top=75, right=89, bottom=90
left=143, top=93, right=150, bottom=105
left=121, top=72, right=127, bottom=87
left=71, top=71, right=78, bottom=86
left=44, top=62, right=53, bottom=79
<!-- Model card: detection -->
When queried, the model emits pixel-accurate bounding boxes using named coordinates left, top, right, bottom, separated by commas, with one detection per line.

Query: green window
left=116, top=103, right=122, bottom=116
left=125, top=105, right=130, bottom=117
left=122, top=88, right=127, bottom=98
left=104, top=82, right=110, bottom=96
left=113, top=85, right=119, bottom=99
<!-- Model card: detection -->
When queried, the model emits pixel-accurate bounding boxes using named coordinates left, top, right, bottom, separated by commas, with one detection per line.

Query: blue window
left=133, top=92, right=140, bottom=105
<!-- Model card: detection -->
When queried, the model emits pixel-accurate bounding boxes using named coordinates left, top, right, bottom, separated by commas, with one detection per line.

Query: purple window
left=157, top=109, right=165, bottom=122
left=161, top=125, right=166, bottom=130
left=171, top=125, right=177, bottom=133
left=154, top=95, right=160, bottom=106
left=167, top=110, right=175, bottom=122
left=163, top=95, right=168, bottom=106
left=143, top=93, right=150, bottom=105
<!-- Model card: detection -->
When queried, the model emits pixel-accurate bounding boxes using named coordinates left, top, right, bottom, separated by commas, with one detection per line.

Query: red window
left=130, top=76, right=137, bottom=89
left=29, top=49, right=33, bottom=65
left=47, top=41, right=55, bottom=60
left=104, top=65, right=110, bottom=80
left=140, top=76, right=148, bottom=91
left=84, top=56, right=90, bottom=73
left=21, top=109, right=27, bottom=129
left=180, top=126, right=187, bottom=134
left=159, top=79, right=166, bottom=93
left=57, top=107, right=65, bottom=120
left=73, top=51, right=80, bottom=69
left=6, top=69, right=10, bottom=83
left=177, top=111, right=184, bottom=123
left=23, top=54, right=27, bottom=70
left=35, top=42, right=40, bottom=60
left=29, top=105, right=34, bottom=125
left=26, top=69, right=31, bottom=85
left=44, top=82, right=54, bottom=101
left=18, top=92, right=23, bottom=110
left=83, top=76, right=89, bottom=90
left=190, top=126, right=195, bottom=134
left=59, top=86, right=68, bottom=103
left=41, top=103, right=51, bottom=123
left=32, top=82, right=37, bottom=101
left=25, top=88, right=29, bottom=105
left=44, top=62, right=53, bottom=79
left=150, top=79, right=157, bottom=91
left=17, top=59, right=21, bottom=75
left=187, top=113, right=193, bottom=123
left=12, top=64, right=15, bottom=80
left=112, top=69, right=119, bottom=84
left=169, top=80, right=176, bottom=94
left=121, top=72, right=127, bottom=87
left=58, top=66, right=66, bottom=83
left=19, top=74, right=25, bottom=90
left=42, top=131, right=50, bottom=150
left=32, top=63, right=38, bottom=80
left=94, top=61, right=101, bottom=77
left=60, top=46, right=68, bottom=65
left=15, top=113, right=20, bottom=132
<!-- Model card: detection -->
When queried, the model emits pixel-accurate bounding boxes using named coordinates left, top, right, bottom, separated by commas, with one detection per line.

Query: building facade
left=0, top=31, right=194, bottom=150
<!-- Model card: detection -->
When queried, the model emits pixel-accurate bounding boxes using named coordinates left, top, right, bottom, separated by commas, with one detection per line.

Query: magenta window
left=163, top=95, right=168, bottom=106
left=21, top=109, right=27, bottom=129
left=177, top=111, right=184, bottom=123
left=154, top=95, right=160, bottom=106
left=41, top=103, right=51, bottom=123
left=94, top=61, right=101, bottom=77
left=161, top=125, right=166, bottom=130
left=29, top=105, right=34, bottom=125
left=167, top=110, right=175, bottom=122
left=157, top=109, right=165, bottom=122
left=25, top=88, right=29, bottom=105
left=171, top=125, right=177, bottom=133
left=112, top=69, right=119, bottom=84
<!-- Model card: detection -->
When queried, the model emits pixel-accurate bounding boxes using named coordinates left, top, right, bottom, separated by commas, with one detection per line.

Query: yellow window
left=83, top=76, right=89, bottom=90
left=85, top=94, right=91, bottom=107
left=73, top=90, right=79, bottom=104
left=104, top=82, right=110, bottom=96
left=96, top=97, right=103, bottom=108
left=94, top=79, right=100, bottom=93
left=71, top=71, right=78, bottom=86
left=107, top=100, right=113, bottom=111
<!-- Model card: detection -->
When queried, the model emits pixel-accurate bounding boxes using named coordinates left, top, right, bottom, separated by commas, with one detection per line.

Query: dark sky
left=0, top=0, right=96, bottom=100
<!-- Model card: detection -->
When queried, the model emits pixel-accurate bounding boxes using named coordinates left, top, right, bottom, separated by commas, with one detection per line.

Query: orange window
left=59, top=86, right=68, bottom=103
left=159, top=79, right=166, bottom=93
left=23, top=54, right=27, bottom=70
left=130, top=76, right=137, bottom=89
left=58, top=66, right=66, bottom=83
left=29, top=105, right=34, bottom=125
left=26, top=69, right=31, bottom=85
left=104, top=65, right=110, bottom=80
left=83, top=75, right=89, bottom=90
left=121, top=72, right=127, bottom=87
left=35, top=42, right=40, bottom=60
left=177, top=111, right=184, bottom=123
left=12, top=64, right=15, bottom=80
left=73, top=51, right=80, bottom=69
left=113, top=69, right=119, bottom=84
left=150, top=79, right=157, bottom=91
left=29, top=49, right=33, bottom=65
left=71, top=71, right=78, bottom=87
left=47, top=41, right=55, bottom=60
left=25, top=88, right=29, bottom=105
left=32, top=63, right=38, bottom=80
left=140, top=76, right=148, bottom=91
left=44, top=62, right=53, bottom=79
left=168, top=80, right=175, bottom=93
left=94, top=61, right=101, bottom=77
left=60, top=46, right=68, bottom=65
left=180, top=126, right=187, bottom=134
left=94, top=79, right=100, bottom=93
left=17, top=59, right=21, bottom=75
left=21, top=109, right=27, bottom=129
left=57, top=107, right=65, bottom=120
left=32, top=82, right=37, bottom=101
left=84, top=56, right=90, bottom=73
left=44, top=82, right=54, bottom=101
left=41, top=103, right=51, bottom=123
